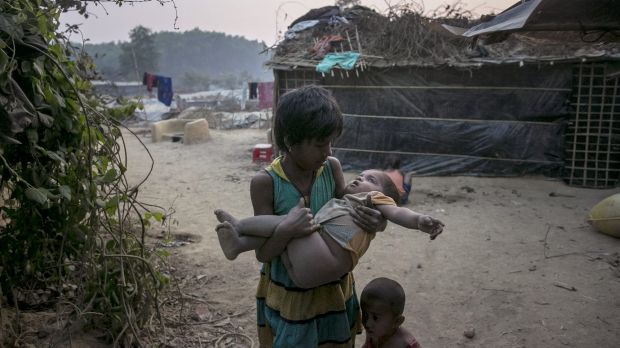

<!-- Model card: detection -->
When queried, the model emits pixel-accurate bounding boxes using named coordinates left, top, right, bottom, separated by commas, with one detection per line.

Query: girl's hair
left=377, top=172, right=401, bottom=206
left=361, top=277, right=406, bottom=316
left=274, top=85, right=343, bottom=151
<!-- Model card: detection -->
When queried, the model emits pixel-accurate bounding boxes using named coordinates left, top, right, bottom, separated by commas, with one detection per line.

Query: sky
left=60, top=0, right=516, bottom=46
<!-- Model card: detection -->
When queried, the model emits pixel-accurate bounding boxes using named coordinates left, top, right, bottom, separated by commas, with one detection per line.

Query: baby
left=215, top=169, right=444, bottom=288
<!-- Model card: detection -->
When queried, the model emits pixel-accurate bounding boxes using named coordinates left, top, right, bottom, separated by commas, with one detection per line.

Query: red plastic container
left=252, top=144, right=273, bottom=163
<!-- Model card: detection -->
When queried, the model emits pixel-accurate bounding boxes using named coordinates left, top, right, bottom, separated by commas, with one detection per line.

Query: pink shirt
left=384, top=169, right=405, bottom=196
left=362, top=335, right=421, bottom=348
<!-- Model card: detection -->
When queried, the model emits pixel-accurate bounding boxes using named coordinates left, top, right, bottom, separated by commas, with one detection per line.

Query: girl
left=252, top=85, right=386, bottom=347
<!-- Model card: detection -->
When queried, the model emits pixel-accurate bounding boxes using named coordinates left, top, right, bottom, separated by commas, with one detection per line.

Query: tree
left=182, top=71, right=211, bottom=91
left=118, top=25, right=160, bottom=80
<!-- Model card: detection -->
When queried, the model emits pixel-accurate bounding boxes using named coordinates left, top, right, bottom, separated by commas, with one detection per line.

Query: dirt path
left=124, top=128, right=620, bottom=348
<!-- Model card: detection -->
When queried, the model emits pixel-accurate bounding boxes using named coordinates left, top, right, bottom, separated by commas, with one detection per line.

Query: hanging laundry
left=316, top=52, right=360, bottom=73
left=257, top=82, right=274, bottom=110
left=155, top=75, right=173, bottom=106
left=142, top=72, right=157, bottom=92
left=249, top=82, right=258, bottom=99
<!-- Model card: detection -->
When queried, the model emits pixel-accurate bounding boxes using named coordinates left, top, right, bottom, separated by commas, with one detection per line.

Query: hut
left=266, top=1, right=620, bottom=188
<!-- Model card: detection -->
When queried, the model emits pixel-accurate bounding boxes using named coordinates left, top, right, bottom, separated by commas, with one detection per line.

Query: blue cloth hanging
left=316, top=52, right=360, bottom=73
left=155, top=75, right=173, bottom=106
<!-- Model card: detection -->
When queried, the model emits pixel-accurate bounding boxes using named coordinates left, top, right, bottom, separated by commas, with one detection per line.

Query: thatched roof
left=267, top=4, right=620, bottom=69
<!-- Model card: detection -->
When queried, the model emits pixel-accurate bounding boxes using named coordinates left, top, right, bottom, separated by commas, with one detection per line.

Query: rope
left=325, top=85, right=571, bottom=92
left=332, top=147, right=560, bottom=164
left=342, top=113, right=559, bottom=125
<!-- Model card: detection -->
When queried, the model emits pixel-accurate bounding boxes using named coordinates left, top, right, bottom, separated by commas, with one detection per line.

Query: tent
left=266, top=1, right=620, bottom=188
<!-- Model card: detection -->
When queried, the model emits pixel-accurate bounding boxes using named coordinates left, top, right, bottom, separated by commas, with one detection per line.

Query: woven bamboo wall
left=565, top=62, right=620, bottom=188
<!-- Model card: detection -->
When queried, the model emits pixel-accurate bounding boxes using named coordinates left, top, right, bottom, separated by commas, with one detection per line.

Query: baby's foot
left=214, top=209, right=238, bottom=225
left=215, top=221, right=242, bottom=260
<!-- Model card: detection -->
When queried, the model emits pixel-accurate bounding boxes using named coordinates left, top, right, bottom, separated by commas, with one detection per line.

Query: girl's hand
left=276, top=198, right=319, bottom=239
left=419, top=215, right=444, bottom=240
left=351, top=195, right=387, bottom=233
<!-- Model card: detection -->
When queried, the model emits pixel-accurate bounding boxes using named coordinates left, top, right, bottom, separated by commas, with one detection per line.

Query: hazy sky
left=60, top=0, right=516, bottom=45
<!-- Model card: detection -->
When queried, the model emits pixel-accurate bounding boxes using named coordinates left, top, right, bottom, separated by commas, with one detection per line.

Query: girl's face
left=288, top=133, right=337, bottom=171
left=361, top=298, right=402, bottom=346
left=345, top=170, right=385, bottom=194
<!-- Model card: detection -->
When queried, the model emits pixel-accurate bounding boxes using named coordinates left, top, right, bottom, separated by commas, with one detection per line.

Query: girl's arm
left=252, top=172, right=319, bottom=262
left=376, top=204, right=444, bottom=240
left=251, top=171, right=289, bottom=262
left=328, top=156, right=346, bottom=198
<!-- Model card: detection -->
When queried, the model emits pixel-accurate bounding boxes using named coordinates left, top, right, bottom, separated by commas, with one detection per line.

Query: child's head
left=344, top=169, right=401, bottom=204
left=360, top=277, right=406, bottom=346
left=274, top=85, right=343, bottom=153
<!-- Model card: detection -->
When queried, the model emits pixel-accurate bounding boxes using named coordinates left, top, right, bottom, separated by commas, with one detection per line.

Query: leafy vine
left=0, top=0, right=170, bottom=345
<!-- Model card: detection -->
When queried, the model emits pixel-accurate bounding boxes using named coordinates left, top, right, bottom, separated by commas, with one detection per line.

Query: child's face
left=361, top=298, right=402, bottom=346
left=344, top=169, right=385, bottom=194
left=289, top=133, right=337, bottom=171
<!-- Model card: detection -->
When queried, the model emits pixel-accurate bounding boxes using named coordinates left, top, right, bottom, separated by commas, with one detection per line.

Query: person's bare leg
left=215, top=221, right=266, bottom=260
left=283, top=232, right=353, bottom=288
left=214, top=209, right=284, bottom=238
left=214, top=209, right=288, bottom=260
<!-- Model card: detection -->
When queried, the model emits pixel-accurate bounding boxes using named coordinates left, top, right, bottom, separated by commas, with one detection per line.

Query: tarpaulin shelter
left=266, top=1, right=620, bottom=188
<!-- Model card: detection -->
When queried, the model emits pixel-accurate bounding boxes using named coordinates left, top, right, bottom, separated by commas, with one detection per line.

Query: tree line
left=82, top=26, right=272, bottom=91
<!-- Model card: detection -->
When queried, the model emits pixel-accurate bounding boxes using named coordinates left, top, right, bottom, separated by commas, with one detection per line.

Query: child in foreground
left=361, top=277, right=421, bottom=348
left=250, top=85, right=390, bottom=346
left=215, top=169, right=444, bottom=288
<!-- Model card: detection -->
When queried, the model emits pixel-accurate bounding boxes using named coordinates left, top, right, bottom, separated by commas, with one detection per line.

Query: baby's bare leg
left=215, top=221, right=266, bottom=260
left=214, top=209, right=285, bottom=238
left=283, top=232, right=353, bottom=288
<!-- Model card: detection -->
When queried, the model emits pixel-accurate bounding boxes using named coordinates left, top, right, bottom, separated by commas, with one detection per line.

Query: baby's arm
left=376, top=204, right=444, bottom=240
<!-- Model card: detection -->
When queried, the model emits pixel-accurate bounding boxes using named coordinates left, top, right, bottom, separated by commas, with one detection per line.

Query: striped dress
left=256, top=157, right=362, bottom=347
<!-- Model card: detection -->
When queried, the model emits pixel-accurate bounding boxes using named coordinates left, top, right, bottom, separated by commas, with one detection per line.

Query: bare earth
left=124, top=128, right=620, bottom=348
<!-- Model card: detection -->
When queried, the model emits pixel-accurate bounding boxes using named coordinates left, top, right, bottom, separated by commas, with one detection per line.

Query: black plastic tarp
left=447, top=0, right=620, bottom=37
left=334, top=116, right=566, bottom=176
left=324, top=64, right=572, bottom=121
left=312, top=63, right=573, bottom=176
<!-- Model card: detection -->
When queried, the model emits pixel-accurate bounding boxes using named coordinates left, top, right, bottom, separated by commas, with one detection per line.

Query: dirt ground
left=121, top=127, right=620, bottom=348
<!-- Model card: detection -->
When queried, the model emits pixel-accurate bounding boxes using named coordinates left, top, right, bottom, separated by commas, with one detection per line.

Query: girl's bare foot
left=215, top=221, right=242, bottom=260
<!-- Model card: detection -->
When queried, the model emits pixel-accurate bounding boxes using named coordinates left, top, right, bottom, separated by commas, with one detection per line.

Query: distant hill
left=83, top=28, right=272, bottom=90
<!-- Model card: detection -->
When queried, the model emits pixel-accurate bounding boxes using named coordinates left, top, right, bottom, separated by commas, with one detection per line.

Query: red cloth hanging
left=257, top=82, right=274, bottom=110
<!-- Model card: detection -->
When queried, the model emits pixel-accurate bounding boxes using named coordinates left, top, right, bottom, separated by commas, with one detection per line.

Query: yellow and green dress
left=256, top=157, right=362, bottom=347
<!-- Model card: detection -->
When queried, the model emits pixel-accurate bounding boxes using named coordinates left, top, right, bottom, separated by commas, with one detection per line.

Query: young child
left=383, top=155, right=414, bottom=205
left=361, top=277, right=421, bottom=348
left=249, top=85, right=387, bottom=347
left=215, top=169, right=443, bottom=288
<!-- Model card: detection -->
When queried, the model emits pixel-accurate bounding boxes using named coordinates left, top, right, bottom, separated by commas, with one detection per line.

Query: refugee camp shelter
left=266, top=0, right=620, bottom=188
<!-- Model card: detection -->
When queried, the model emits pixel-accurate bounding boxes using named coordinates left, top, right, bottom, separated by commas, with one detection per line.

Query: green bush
left=0, top=0, right=168, bottom=345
